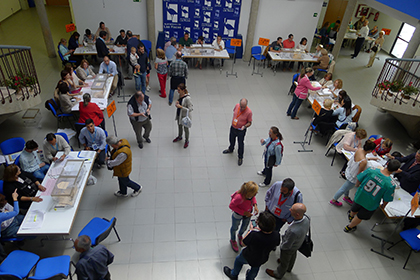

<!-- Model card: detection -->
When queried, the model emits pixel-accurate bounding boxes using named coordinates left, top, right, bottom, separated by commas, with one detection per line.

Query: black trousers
left=353, top=37, right=365, bottom=57
left=228, top=126, right=247, bottom=159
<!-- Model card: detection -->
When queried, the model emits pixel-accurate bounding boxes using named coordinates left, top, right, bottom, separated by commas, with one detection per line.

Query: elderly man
left=386, top=150, right=420, bottom=194
left=74, top=235, right=114, bottom=280
left=127, top=91, right=152, bottom=149
left=96, top=31, right=114, bottom=61
left=164, top=37, right=177, bottom=51
left=19, top=140, right=50, bottom=181
left=168, top=51, right=188, bottom=106
left=42, top=133, right=71, bottom=162
left=266, top=203, right=310, bottom=279
left=106, top=136, right=142, bottom=197
left=99, top=56, right=118, bottom=94
left=222, top=98, right=253, bottom=166
left=265, top=178, right=303, bottom=231
left=351, top=20, right=369, bottom=59
left=79, top=118, right=107, bottom=167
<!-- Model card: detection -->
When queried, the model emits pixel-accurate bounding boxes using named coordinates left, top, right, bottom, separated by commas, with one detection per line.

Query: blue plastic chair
left=248, top=46, right=266, bottom=68
left=14, top=154, right=20, bottom=168
left=57, top=45, right=76, bottom=66
left=0, top=250, right=40, bottom=279
left=28, top=255, right=72, bottom=280
left=368, top=134, right=382, bottom=140
left=0, top=137, right=25, bottom=156
left=0, top=180, right=3, bottom=194
left=48, top=103, right=74, bottom=129
left=288, top=73, right=300, bottom=95
left=225, top=39, right=236, bottom=62
left=141, top=39, right=152, bottom=59
left=55, top=132, right=73, bottom=151
left=78, top=217, right=120, bottom=246
left=388, top=228, right=420, bottom=269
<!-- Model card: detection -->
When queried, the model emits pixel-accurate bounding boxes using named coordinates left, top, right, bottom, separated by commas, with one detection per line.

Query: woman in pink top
left=286, top=67, right=321, bottom=119
left=229, top=181, right=259, bottom=252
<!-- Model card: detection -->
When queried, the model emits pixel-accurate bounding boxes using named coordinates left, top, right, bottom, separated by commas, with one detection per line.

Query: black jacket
left=3, top=171, right=40, bottom=210
left=395, top=153, right=420, bottom=194
left=96, top=38, right=109, bottom=58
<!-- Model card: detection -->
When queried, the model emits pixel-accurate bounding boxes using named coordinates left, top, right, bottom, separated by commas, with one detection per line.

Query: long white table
left=17, top=151, right=96, bottom=236
left=268, top=51, right=318, bottom=75
left=73, top=45, right=126, bottom=56
left=181, top=48, right=230, bottom=59
left=71, top=77, right=112, bottom=111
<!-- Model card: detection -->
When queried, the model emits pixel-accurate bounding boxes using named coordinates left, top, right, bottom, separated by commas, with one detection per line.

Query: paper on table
left=49, top=166, right=63, bottom=177
left=40, top=177, right=56, bottom=196
left=78, top=151, right=91, bottom=158
left=21, top=210, right=45, bottom=229
left=342, top=150, right=354, bottom=160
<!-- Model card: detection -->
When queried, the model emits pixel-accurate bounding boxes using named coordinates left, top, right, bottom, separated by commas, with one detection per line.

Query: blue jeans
left=169, top=89, right=175, bottom=104
left=333, top=180, right=355, bottom=201
left=286, top=94, right=304, bottom=118
left=1, top=214, right=24, bottom=238
left=230, top=212, right=250, bottom=241
left=231, top=251, right=260, bottom=280
left=118, top=176, right=141, bottom=195
left=134, top=72, right=147, bottom=93
left=33, top=164, right=50, bottom=180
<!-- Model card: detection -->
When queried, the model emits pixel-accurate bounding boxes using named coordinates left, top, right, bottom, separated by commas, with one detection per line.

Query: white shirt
left=359, top=26, right=369, bottom=39
left=212, top=39, right=225, bottom=50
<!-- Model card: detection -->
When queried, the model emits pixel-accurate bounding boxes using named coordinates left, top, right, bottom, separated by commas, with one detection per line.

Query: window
left=391, top=23, right=415, bottom=58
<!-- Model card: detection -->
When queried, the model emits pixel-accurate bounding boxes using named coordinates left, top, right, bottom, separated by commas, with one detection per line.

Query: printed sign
left=411, top=192, right=419, bottom=216
left=312, top=99, right=322, bottom=115
left=381, top=28, right=391, bottom=35
left=163, top=0, right=242, bottom=43
left=107, top=100, right=116, bottom=118
left=65, top=23, right=76, bottom=33
left=258, top=37, right=270, bottom=46
left=230, top=38, right=242, bottom=47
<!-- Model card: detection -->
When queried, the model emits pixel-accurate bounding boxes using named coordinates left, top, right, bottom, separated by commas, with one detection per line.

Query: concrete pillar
left=146, top=0, right=156, bottom=59
left=243, top=0, right=260, bottom=62
left=34, top=0, right=56, bottom=58
left=331, top=0, right=357, bottom=60
left=403, top=20, right=420, bottom=59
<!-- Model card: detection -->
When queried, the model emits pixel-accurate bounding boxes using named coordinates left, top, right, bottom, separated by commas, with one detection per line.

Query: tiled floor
left=1, top=7, right=420, bottom=280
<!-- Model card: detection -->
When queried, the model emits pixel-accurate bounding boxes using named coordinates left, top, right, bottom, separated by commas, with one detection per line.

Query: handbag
left=181, top=108, right=192, bottom=128
left=371, top=45, right=378, bottom=53
left=298, top=215, right=313, bottom=258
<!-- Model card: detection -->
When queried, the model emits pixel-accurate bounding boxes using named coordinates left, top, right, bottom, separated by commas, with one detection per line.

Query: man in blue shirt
left=79, top=118, right=107, bottom=168
left=99, top=56, right=118, bottom=94
left=74, top=235, right=114, bottom=280
left=165, top=40, right=178, bottom=65
left=19, top=140, right=50, bottom=181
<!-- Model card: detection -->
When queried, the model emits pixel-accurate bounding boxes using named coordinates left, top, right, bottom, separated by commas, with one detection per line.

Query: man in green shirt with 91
left=344, top=159, right=401, bottom=233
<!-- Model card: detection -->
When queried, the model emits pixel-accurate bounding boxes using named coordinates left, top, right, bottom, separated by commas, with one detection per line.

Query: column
left=331, top=0, right=357, bottom=60
left=34, top=0, right=56, bottom=58
left=243, top=0, right=260, bottom=62
left=403, top=20, right=420, bottom=59
left=146, top=0, right=156, bottom=59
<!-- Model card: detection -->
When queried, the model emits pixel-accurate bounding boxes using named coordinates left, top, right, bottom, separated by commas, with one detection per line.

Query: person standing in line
left=265, top=203, right=310, bottom=279
left=366, top=31, right=385, bottom=67
left=134, top=45, right=149, bottom=94
left=127, top=91, right=152, bottom=149
left=351, top=20, right=369, bottom=59
left=173, top=83, right=193, bottom=149
left=228, top=181, right=259, bottom=252
left=155, top=48, right=168, bottom=98
left=106, top=136, right=142, bottom=197
left=168, top=52, right=188, bottom=106
left=222, top=98, right=253, bottom=166
left=223, top=211, right=280, bottom=280
left=258, top=127, right=284, bottom=187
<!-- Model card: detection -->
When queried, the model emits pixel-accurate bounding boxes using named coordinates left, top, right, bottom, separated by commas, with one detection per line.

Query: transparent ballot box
left=51, top=159, right=86, bottom=208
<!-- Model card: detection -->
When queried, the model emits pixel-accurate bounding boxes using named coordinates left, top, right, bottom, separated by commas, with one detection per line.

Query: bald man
left=222, top=98, right=253, bottom=166
left=266, top=203, right=310, bottom=279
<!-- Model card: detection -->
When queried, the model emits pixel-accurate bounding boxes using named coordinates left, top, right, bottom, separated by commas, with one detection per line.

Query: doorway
left=323, top=0, right=349, bottom=27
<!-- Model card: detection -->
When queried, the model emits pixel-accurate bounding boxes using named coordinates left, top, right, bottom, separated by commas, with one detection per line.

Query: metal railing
left=0, top=45, right=40, bottom=104
left=372, top=58, right=420, bottom=107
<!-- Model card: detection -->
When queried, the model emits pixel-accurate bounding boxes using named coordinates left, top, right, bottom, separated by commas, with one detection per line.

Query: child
left=224, top=211, right=280, bottom=280
left=229, top=181, right=259, bottom=252
left=130, top=47, right=140, bottom=77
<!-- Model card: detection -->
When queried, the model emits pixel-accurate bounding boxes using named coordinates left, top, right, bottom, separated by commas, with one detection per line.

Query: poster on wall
left=163, top=0, right=242, bottom=43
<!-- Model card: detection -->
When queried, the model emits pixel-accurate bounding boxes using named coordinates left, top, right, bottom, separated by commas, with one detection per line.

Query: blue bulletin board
left=163, top=0, right=242, bottom=43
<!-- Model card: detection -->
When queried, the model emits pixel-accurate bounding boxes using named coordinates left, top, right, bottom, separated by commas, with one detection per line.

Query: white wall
left=71, top=0, right=148, bottom=40
left=237, top=0, right=251, bottom=44
left=253, top=0, right=324, bottom=48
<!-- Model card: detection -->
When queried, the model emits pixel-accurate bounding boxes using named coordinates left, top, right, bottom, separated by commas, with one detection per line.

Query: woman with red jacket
left=287, top=67, right=321, bottom=119
left=78, top=93, right=105, bottom=129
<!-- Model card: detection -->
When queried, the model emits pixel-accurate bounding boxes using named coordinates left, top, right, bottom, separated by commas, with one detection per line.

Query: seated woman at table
left=330, top=140, right=376, bottom=207
left=79, top=93, right=105, bottom=129
left=312, top=99, right=334, bottom=126
left=2, top=164, right=45, bottom=212
left=68, top=32, right=82, bottom=52
left=313, top=44, right=324, bottom=58
left=319, top=73, right=333, bottom=88
left=57, top=82, right=81, bottom=114
left=76, top=59, right=96, bottom=81
left=0, top=191, right=24, bottom=239
left=329, top=79, right=343, bottom=97
left=296, top=37, right=308, bottom=71
left=332, top=96, right=355, bottom=129
left=370, top=137, right=393, bottom=156
left=336, top=128, right=367, bottom=178
left=58, top=38, right=82, bottom=66
left=65, top=65, right=88, bottom=89
left=312, top=49, right=329, bottom=70
left=83, top=29, right=95, bottom=44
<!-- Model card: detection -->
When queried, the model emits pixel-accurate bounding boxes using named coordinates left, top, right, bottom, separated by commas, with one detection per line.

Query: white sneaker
left=114, top=191, right=128, bottom=197
left=257, top=171, right=264, bottom=176
left=131, top=185, right=143, bottom=197
left=146, top=86, right=151, bottom=91
left=258, top=182, right=268, bottom=187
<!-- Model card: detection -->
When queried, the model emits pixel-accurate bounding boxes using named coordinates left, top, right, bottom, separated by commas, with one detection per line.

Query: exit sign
left=313, top=13, right=318, bottom=17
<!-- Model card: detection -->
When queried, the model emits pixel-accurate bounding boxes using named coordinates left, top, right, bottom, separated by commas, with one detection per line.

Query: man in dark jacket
left=96, top=31, right=114, bottom=62
left=387, top=150, right=420, bottom=194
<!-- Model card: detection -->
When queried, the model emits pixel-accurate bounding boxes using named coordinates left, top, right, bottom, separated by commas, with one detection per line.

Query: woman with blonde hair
left=155, top=48, right=168, bottom=98
left=313, top=49, right=329, bottom=70
left=76, top=59, right=96, bottom=81
left=329, top=79, right=343, bottom=96
left=228, top=181, right=259, bottom=252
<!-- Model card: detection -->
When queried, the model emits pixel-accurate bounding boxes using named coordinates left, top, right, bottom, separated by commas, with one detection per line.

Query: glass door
left=391, top=23, right=415, bottom=58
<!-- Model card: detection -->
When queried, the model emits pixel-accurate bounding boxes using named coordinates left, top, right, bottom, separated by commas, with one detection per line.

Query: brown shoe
left=265, top=269, right=281, bottom=279
left=291, top=117, right=299, bottom=120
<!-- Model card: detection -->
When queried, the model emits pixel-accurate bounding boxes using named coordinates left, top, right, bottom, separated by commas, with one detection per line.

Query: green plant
left=6, top=72, right=37, bottom=91
left=402, top=82, right=419, bottom=96
left=389, top=80, right=404, bottom=92
left=377, top=80, right=391, bottom=90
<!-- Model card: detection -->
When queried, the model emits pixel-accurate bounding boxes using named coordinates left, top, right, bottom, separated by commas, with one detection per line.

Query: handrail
left=0, top=45, right=32, bottom=50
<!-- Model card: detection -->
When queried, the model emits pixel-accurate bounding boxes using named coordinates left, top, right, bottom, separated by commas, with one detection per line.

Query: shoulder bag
left=298, top=214, right=313, bottom=258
